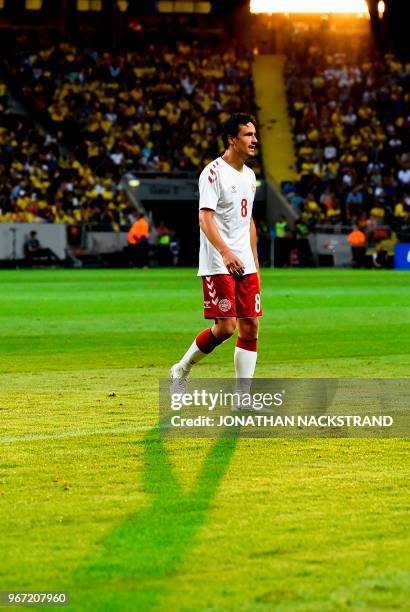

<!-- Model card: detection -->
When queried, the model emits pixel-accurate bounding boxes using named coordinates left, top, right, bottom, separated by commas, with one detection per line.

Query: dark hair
left=221, top=113, right=256, bottom=149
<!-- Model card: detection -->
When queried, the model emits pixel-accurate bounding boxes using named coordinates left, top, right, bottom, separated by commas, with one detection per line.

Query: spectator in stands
left=398, top=154, right=410, bottom=186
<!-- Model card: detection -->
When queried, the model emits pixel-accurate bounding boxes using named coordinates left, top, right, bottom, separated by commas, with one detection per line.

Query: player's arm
left=250, top=216, right=259, bottom=270
left=199, top=209, right=245, bottom=276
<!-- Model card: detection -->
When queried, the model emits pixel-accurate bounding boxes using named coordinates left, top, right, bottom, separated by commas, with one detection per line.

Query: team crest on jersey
left=251, top=184, right=256, bottom=194
left=231, top=185, right=237, bottom=193
left=218, top=299, right=232, bottom=313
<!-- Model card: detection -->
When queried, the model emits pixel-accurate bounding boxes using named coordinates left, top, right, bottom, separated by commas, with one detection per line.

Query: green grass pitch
left=0, top=268, right=409, bottom=611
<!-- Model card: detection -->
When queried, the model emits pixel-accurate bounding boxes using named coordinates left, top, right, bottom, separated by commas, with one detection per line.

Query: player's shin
left=178, top=328, right=222, bottom=372
left=233, top=338, right=258, bottom=410
left=234, top=337, right=258, bottom=378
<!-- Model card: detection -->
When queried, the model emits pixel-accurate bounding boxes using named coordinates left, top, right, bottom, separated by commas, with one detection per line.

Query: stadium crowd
left=283, top=35, right=410, bottom=240
left=2, top=30, right=409, bottom=269
left=8, top=41, right=261, bottom=176
left=1, top=39, right=260, bottom=229
left=0, top=82, right=135, bottom=227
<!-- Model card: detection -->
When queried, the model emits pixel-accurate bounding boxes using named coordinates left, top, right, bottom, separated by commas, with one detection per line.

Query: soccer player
left=171, top=113, right=261, bottom=390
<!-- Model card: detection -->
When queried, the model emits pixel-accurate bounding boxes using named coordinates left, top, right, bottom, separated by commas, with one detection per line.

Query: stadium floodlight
left=250, top=0, right=369, bottom=14
left=128, top=179, right=140, bottom=187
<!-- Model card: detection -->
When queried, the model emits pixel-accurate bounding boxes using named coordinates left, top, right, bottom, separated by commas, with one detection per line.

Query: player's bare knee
left=218, top=324, right=236, bottom=341
left=213, top=318, right=236, bottom=341
left=238, top=317, right=259, bottom=339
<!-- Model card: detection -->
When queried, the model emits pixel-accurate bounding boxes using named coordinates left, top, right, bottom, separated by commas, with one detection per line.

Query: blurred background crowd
left=0, top=1, right=408, bottom=268
left=282, top=31, right=409, bottom=243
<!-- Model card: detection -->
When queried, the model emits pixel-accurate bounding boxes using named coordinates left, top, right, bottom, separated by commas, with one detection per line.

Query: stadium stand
left=1, top=36, right=263, bottom=266
left=6, top=40, right=261, bottom=177
left=1, top=17, right=408, bottom=269
left=282, top=32, right=410, bottom=240
left=0, top=81, right=133, bottom=227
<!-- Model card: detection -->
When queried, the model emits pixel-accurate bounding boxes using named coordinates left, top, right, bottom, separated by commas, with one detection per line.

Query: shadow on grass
left=74, top=426, right=238, bottom=610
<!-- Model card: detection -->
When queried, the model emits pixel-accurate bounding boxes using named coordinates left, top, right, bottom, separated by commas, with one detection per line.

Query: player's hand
left=221, top=249, right=245, bottom=276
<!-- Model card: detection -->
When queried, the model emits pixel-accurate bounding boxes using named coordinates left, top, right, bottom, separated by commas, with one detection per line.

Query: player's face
left=230, top=123, right=258, bottom=159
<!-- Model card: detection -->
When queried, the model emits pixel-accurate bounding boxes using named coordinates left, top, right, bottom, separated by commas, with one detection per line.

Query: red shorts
left=202, top=273, right=262, bottom=319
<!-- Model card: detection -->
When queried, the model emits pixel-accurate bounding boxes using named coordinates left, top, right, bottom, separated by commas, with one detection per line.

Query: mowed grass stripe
left=0, top=426, right=152, bottom=443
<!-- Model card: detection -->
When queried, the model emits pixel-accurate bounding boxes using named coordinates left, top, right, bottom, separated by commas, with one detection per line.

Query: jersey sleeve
left=198, top=166, right=220, bottom=211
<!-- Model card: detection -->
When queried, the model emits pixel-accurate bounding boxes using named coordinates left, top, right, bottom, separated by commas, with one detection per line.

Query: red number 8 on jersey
left=241, top=198, right=248, bottom=218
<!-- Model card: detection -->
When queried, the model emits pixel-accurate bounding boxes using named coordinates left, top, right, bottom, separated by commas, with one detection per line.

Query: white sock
left=179, top=340, right=207, bottom=372
left=234, top=347, right=257, bottom=379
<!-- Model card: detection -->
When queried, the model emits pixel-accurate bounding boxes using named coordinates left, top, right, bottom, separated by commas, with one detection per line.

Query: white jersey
left=197, top=156, right=257, bottom=276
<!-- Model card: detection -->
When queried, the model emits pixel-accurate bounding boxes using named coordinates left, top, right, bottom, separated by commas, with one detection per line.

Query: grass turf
left=0, top=268, right=409, bottom=611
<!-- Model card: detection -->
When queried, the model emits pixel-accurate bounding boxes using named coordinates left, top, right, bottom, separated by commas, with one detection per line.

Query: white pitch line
left=0, top=425, right=156, bottom=443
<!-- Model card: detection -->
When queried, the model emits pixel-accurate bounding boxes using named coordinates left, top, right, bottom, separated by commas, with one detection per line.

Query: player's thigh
left=235, top=272, right=262, bottom=319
